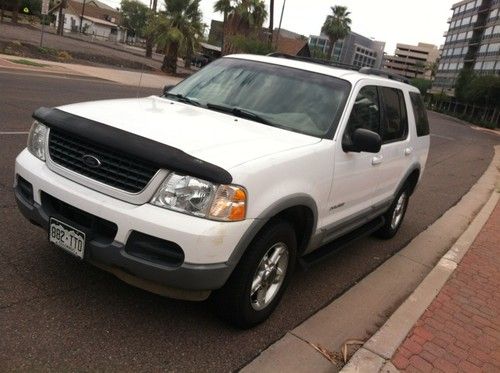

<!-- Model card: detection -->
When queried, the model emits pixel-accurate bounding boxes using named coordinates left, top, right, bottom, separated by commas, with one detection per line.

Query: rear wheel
left=213, top=220, right=297, bottom=328
left=375, top=185, right=410, bottom=239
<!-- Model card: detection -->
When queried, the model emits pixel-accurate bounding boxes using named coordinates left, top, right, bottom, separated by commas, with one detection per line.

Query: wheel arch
left=227, top=195, right=318, bottom=268
left=396, top=165, right=421, bottom=197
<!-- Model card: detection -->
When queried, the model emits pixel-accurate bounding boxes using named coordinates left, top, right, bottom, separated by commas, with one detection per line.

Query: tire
left=212, top=220, right=297, bottom=328
left=375, top=185, right=410, bottom=239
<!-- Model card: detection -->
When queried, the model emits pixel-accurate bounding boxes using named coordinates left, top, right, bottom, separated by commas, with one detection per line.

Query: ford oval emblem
left=82, top=154, right=102, bottom=168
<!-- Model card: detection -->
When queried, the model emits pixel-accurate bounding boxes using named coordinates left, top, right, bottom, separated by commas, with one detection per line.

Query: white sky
left=102, top=0, right=457, bottom=54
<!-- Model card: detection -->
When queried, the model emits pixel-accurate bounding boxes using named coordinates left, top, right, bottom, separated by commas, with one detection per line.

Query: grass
left=10, top=59, right=48, bottom=67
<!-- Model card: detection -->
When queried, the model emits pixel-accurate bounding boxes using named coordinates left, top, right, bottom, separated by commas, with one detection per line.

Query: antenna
left=136, top=61, right=145, bottom=98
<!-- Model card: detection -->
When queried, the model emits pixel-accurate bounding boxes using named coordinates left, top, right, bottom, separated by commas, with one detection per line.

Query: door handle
left=372, top=155, right=383, bottom=165
left=404, top=147, right=413, bottom=156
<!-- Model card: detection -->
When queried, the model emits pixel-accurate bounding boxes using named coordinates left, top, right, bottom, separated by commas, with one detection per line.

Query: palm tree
left=146, top=0, right=203, bottom=74
left=321, top=5, right=351, bottom=61
left=214, top=0, right=231, bottom=52
left=214, top=0, right=267, bottom=55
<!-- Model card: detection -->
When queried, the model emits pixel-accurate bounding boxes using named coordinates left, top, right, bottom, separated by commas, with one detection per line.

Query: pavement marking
left=0, top=131, right=29, bottom=135
left=431, top=133, right=455, bottom=141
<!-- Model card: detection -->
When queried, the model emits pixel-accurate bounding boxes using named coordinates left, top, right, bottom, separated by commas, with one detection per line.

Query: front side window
left=168, top=58, right=351, bottom=138
left=343, top=85, right=381, bottom=143
left=380, top=87, right=408, bottom=143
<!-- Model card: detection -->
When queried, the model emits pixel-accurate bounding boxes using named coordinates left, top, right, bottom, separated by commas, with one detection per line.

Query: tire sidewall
left=219, top=220, right=297, bottom=328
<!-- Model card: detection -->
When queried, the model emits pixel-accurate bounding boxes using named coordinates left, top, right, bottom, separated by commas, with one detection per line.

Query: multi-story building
left=383, top=43, right=440, bottom=79
left=433, top=0, right=500, bottom=94
left=308, top=31, right=385, bottom=69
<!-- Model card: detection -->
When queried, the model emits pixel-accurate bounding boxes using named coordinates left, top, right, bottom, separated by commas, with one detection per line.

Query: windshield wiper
left=206, top=103, right=274, bottom=126
left=165, top=92, right=201, bottom=107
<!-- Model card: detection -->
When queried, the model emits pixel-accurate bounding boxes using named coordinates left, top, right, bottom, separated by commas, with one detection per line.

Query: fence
left=427, top=97, right=499, bottom=129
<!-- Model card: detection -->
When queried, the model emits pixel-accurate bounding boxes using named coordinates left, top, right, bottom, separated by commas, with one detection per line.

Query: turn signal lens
left=209, top=185, right=247, bottom=221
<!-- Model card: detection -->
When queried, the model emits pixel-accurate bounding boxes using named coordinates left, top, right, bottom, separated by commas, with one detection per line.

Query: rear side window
left=409, top=92, right=430, bottom=136
left=343, top=86, right=381, bottom=142
left=380, top=87, right=408, bottom=143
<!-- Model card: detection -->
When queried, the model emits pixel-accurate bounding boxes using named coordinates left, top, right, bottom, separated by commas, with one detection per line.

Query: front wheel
left=375, top=186, right=410, bottom=239
left=212, top=220, right=297, bottom=328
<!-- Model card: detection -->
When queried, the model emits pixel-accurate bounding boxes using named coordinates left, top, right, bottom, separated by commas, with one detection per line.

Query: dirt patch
left=0, top=40, right=156, bottom=71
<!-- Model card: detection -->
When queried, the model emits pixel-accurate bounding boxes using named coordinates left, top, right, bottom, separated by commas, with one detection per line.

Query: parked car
left=191, top=53, right=212, bottom=68
left=14, top=54, right=430, bottom=328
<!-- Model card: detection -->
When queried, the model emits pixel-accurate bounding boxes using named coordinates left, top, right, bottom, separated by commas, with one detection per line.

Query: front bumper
left=14, top=149, right=254, bottom=296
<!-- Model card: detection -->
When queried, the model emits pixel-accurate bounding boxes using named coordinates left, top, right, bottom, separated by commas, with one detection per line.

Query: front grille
left=48, top=128, right=159, bottom=193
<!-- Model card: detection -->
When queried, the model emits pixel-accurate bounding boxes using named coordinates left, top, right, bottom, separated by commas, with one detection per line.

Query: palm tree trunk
left=146, top=0, right=158, bottom=58
left=327, top=38, right=336, bottom=61
left=162, top=42, right=179, bottom=74
left=12, top=0, right=20, bottom=24
left=56, top=0, right=67, bottom=35
left=221, top=11, right=227, bottom=55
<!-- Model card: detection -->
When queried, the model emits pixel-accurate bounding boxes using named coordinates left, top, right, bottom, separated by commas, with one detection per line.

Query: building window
left=474, top=61, right=483, bottom=70
left=483, top=61, right=496, bottom=70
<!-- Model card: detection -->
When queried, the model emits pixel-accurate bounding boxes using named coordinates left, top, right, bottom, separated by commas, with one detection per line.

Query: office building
left=308, top=31, right=385, bottom=69
left=384, top=43, right=439, bottom=79
left=433, top=0, right=500, bottom=94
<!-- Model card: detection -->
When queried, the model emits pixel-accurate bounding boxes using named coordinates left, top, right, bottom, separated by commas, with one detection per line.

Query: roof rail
left=358, top=67, right=410, bottom=84
left=266, top=52, right=360, bottom=72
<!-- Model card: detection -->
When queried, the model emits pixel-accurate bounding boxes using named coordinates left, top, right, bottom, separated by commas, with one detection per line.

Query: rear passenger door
left=376, top=86, right=412, bottom=201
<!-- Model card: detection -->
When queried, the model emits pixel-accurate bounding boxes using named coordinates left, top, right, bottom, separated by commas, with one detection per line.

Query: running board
left=299, top=216, right=385, bottom=269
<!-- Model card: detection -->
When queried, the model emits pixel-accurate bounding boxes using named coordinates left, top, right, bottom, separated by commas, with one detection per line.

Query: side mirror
left=342, top=128, right=381, bottom=153
left=163, top=85, right=176, bottom=96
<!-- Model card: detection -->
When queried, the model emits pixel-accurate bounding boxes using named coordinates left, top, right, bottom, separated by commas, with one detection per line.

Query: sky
left=102, top=0, right=457, bottom=54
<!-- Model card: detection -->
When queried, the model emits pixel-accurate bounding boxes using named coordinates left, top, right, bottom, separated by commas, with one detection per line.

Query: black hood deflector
left=33, top=107, right=233, bottom=184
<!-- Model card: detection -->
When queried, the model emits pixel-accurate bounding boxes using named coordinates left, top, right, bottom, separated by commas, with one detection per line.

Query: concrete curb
left=341, top=147, right=500, bottom=372
left=0, top=53, right=180, bottom=88
left=243, top=145, right=499, bottom=373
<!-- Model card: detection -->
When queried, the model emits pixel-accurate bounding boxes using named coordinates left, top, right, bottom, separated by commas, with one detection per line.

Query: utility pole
left=275, top=0, right=286, bottom=49
left=268, top=0, right=274, bottom=45
left=79, top=0, right=86, bottom=33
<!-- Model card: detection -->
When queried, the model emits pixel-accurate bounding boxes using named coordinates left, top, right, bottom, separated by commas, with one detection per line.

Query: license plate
left=49, top=218, right=85, bottom=259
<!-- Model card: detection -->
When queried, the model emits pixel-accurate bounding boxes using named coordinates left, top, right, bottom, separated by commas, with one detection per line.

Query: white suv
left=14, top=54, right=429, bottom=328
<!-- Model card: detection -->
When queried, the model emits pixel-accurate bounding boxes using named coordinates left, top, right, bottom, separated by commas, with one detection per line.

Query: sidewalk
left=391, top=201, right=500, bottom=372
left=244, top=146, right=499, bottom=373
left=0, top=54, right=182, bottom=89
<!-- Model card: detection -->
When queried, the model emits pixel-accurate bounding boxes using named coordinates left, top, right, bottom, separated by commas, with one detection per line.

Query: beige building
left=383, top=43, right=440, bottom=79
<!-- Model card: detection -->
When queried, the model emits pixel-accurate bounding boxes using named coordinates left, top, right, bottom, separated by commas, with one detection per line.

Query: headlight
left=27, top=121, right=48, bottom=161
left=151, top=173, right=247, bottom=221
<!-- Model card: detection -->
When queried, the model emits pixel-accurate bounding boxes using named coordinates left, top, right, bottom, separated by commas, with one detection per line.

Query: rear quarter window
left=380, top=87, right=408, bottom=143
left=409, top=92, right=430, bottom=137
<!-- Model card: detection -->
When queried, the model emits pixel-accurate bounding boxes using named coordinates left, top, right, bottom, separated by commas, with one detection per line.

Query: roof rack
left=266, top=52, right=360, bottom=72
left=266, top=53, right=411, bottom=84
left=358, top=67, right=410, bottom=84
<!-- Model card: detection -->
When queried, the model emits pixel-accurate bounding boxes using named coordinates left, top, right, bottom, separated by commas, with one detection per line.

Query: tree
left=454, top=68, right=475, bottom=102
left=120, top=0, right=149, bottom=38
left=411, top=78, right=432, bottom=96
left=321, top=5, right=351, bottom=61
left=145, top=0, right=203, bottom=74
left=11, top=0, right=21, bottom=23
left=214, top=0, right=230, bottom=53
left=214, top=0, right=268, bottom=55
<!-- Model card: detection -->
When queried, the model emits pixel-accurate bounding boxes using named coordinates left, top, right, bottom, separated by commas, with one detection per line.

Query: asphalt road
left=0, top=70, right=498, bottom=372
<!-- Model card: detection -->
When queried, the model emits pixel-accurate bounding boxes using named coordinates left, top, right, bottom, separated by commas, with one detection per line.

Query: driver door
left=324, top=84, right=385, bottom=238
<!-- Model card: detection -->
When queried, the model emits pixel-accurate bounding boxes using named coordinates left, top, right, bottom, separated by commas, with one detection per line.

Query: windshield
left=167, top=58, right=351, bottom=138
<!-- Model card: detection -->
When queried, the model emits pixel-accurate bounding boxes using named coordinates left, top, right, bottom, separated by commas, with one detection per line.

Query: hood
left=56, top=96, right=321, bottom=170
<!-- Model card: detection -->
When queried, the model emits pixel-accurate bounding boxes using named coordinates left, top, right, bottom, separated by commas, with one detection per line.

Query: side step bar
left=299, top=216, right=385, bottom=269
